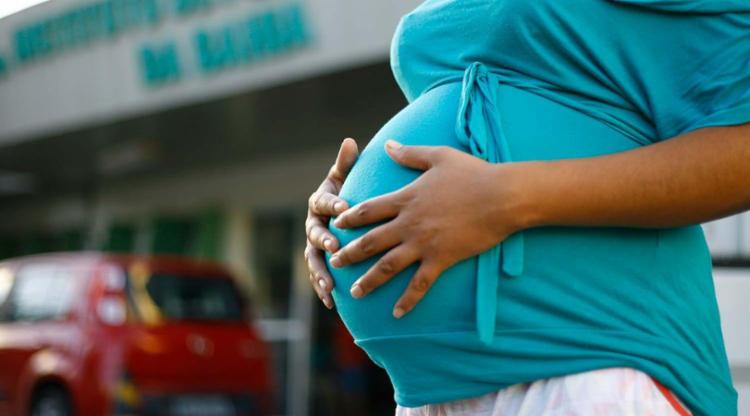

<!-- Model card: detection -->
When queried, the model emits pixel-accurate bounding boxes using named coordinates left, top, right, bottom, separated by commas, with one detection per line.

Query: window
left=149, top=210, right=224, bottom=259
left=104, top=223, right=137, bottom=253
left=7, top=264, right=77, bottom=321
left=130, top=273, right=245, bottom=323
left=252, top=211, right=295, bottom=318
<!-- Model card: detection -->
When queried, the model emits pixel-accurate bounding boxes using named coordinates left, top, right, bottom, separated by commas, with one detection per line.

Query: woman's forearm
left=505, top=123, right=750, bottom=230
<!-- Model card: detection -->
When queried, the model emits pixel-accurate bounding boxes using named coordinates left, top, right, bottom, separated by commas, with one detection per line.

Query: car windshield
left=129, top=272, right=245, bottom=323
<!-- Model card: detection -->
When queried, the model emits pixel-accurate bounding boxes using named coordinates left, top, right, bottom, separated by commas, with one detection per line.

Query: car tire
left=30, top=385, right=73, bottom=416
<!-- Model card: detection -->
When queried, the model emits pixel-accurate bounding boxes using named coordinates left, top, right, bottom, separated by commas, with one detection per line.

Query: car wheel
left=30, top=386, right=73, bottom=416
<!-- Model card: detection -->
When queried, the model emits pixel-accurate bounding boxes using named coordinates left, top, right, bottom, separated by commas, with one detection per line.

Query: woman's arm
left=330, top=123, right=750, bottom=318
left=512, top=123, right=750, bottom=230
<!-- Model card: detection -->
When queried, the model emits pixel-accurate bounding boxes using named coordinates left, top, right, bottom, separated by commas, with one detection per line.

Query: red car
left=0, top=252, right=274, bottom=416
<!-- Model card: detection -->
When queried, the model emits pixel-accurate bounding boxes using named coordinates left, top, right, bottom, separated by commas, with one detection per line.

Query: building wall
left=714, top=269, right=750, bottom=415
left=0, top=0, right=421, bottom=145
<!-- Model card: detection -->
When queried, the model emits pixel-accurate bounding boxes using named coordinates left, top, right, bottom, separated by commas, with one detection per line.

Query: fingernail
left=393, top=307, right=405, bottom=319
left=332, top=217, right=341, bottom=228
left=318, top=278, right=327, bottom=290
left=324, top=298, right=333, bottom=309
left=323, top=239, right=333, bottom=251
left=386, top=139, right=402, bottom=150
left=350, top=284, right=363, bottom=298
left=333, top=201, right=344, bottom=212
left=330, top=255, right=341, bottom=267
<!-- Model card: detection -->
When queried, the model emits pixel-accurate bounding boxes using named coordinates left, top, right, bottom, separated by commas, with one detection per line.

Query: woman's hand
left=329, top=139, right=528, bottom=319
left=304, top=138, right=359, bottom=310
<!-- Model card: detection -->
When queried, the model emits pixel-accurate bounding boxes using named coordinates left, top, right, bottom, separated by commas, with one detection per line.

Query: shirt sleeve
left=662, top=27, right=750, bottom=138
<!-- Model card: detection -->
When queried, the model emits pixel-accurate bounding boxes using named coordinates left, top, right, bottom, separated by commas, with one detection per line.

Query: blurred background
left=0, top=0, right=747, bottom=415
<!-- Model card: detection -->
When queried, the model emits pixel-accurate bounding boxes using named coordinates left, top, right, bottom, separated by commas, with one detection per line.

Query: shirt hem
left=354, top=327, right=737, bottom=416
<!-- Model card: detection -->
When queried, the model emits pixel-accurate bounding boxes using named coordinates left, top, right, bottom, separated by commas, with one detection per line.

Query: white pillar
left=222, top=207, right=256, bottom=295
left=288, top=219, right=314, bottom=416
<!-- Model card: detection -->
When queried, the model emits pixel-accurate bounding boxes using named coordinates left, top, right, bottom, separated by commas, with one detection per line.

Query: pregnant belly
left=325, top=80, right=648, bottom=342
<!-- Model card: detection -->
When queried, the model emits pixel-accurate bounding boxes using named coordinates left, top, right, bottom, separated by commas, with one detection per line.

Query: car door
left=0, top=263, right=17, bottom=415
left=0, top=262, right=78, bottom=414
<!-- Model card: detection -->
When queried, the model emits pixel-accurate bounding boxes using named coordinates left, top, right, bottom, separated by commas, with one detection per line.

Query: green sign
left=194, top=3, right=311, bottom=73
left=14, top=0, right=162, bottom=63
left=139, top=2, right=312, bottom=87
left=140, top=41, right=182, bottom=86
left=2, top=0, right=313, bottom=88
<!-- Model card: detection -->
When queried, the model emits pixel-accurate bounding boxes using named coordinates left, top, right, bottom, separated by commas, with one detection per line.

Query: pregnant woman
left=304, top=1, right=749, bottom=415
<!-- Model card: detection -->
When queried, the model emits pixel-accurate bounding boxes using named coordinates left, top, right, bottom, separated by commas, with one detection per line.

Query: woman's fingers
left=304, top=243, right=335, bottom=309
left=306, top=137, right=360, bottom=239
left=303, top=138, right=360, bottom=311
left=384, top=140, right=446, bottom=171
left=333, top=191, right=402, bottom=229
left=305, top=214, right=339, bottom=252
left=312, top=139, right=358, bottom=215
left=348, top=244, right=420, bottom=299
left=329, top=137, right=360, bottom=187
left=392, top=261, right=443, bottom=318
left=329, top=222, right=401, bottom=268
left=309, top=190, right=348, bottom=217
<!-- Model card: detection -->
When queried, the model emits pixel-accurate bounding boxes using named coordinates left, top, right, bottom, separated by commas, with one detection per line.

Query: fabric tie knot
left=455, top=61, right=525, bottom=346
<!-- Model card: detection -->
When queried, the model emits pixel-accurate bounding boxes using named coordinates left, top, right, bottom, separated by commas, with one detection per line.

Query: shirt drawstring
left=455, top=61, right=525, bottom=346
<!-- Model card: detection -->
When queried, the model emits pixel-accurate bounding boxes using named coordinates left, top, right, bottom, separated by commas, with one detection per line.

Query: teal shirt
left=326, top=1, right=748, bottom=414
